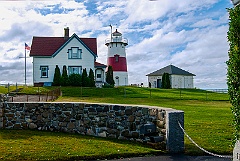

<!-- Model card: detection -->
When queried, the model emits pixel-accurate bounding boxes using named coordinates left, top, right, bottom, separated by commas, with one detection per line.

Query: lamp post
left=231, top=0, right=240, bottom=6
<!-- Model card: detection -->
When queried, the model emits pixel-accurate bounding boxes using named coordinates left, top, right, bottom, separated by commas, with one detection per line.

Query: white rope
left=177, top=121, right=233, bottom=159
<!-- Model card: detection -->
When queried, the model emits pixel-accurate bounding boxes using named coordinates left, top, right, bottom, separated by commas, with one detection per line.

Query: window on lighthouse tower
left=115, top=55, right=119, bottom=62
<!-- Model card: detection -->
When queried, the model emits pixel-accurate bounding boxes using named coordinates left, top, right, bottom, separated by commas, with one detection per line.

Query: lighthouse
left=105, top=29, right=128, bottom=86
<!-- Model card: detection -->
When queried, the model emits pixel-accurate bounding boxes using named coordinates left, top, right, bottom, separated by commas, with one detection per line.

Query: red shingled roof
left=30, top=35, right=97, bottom=57
left=95, top=61, right=107, bottom=68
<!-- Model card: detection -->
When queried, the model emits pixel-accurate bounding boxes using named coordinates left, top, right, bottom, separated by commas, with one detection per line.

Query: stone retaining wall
left=0, top=102, right=184, bottom=153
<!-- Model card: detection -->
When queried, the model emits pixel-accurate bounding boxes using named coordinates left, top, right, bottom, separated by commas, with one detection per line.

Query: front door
left=157, top=79, right=162, bottom=88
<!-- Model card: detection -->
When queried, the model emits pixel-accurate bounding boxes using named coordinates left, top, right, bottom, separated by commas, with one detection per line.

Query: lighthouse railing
left=105, top=38, right=128, bottom=44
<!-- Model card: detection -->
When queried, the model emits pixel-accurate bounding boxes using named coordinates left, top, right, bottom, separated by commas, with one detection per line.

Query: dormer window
left=68, top=47, right=82, bottom=59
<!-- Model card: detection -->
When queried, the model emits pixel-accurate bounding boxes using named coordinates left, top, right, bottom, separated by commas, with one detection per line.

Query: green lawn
left=58, top=87, right=233, bottom=155
left=0, top=130, right=162, bottom=161
left=0, top=86, right=234, bottom=159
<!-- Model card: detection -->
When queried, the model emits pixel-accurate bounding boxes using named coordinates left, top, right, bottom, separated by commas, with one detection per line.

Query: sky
left=0, top=0, right=234, bottom=89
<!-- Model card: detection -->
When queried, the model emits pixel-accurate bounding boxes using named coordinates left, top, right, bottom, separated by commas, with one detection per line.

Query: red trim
left=107, top=57, right=127, bottom=72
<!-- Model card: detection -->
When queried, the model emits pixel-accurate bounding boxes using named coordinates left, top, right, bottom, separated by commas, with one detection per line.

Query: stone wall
left=0, top=102, right=184, bottom=153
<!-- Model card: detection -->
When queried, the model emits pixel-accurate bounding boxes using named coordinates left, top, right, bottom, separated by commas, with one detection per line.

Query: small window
left=97, top=74, right=101, bottom=78
left=115, top=55, right=119, bottom=62
left=40, top=66, right=48, bottom=78
left=68, top=66, right=82, bottom=75
left=68, top=47, right=82, bottom=59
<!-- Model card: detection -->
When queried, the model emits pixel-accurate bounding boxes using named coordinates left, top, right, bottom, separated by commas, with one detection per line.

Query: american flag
left=25, top=43, right=31, bottom=50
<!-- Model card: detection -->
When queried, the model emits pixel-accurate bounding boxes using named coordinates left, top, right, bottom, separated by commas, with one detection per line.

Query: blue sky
left=0, top=0, right=234, bottom=88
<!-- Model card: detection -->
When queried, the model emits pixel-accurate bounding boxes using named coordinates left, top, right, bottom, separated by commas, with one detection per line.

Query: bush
left=82, top=68, right=89, bottom=87
left=102, top=83, right=114, bottom=88
left=52, top=65, right=61, bottom=86
left=162, top=73, right=171, bottom=89
left=60, top=65, right=69, bottom=86
left=69, top=74, right=82, bottom=86
left=227, top=6, right=240, bottom=144
left=106, top=66, right=115, bottom=86
left=89, top=68, right=95, bottom=87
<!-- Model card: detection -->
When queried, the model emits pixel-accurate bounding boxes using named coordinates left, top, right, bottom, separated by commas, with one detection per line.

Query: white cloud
left=0, top=0, right=233, bottom=88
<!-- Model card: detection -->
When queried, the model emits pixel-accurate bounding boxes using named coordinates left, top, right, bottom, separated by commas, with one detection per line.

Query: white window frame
left=40, top=66, right=48, bottom=78
left=68, top=66, right=82, bottom=75
left=68, top=47, right=82, bottom=59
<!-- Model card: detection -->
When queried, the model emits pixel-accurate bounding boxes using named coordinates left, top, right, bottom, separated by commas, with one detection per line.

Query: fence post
left=16, top=82, right=18, bottom=92
left=0, top=102, right=4, bottom=129
left=46, top=93, right=48, bottom=102
left=150, top=88, right=152, bottom=98
left=124, top=88, right=126, bottom=98
left=7, top=83, right=10, bottom=95
left=51, top=91, right=53, bottom=101
left=166, top=110, right=184, bottom=153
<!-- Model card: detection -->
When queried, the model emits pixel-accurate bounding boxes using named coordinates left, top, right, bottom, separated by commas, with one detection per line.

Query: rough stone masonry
left=0, top=102, right=184, bottom=153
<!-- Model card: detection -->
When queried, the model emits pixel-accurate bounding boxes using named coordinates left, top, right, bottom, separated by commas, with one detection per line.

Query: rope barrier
left=177, top=121, right=233, bottom=159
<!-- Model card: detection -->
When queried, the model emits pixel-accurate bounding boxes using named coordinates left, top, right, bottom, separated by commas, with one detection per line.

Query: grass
left=0, top=130, right=162, bottom=161
left=0, top=85, right=54, bottom=95
left=0, top=86, right=234, bottom=159
left=57, top=87, right=233, bottom=156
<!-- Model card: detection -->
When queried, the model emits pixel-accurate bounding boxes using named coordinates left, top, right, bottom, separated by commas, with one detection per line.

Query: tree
left=69, top=74, right=82, bottom=86
left=60, top=65, right=69, bottom=86
left=227, top=6, right=240, bottom=144
left=82, top=68, right=89, bottom=87
left=52, top=65, right=61, bottom=86
left=106, top=65, right=115, bottom=86
left=162, top=73, right=171, bottom=89
left=88, top=68, right=95, bottom=87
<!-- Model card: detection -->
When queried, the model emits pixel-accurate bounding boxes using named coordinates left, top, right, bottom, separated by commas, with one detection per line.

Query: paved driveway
left=101, top=155, right=232, bottom=161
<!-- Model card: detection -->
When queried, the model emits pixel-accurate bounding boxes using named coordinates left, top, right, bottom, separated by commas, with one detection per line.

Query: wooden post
left=206, top=91, right=208, bottom=100
left=38, top=87, right=40, bottom=102
left=51, top=91, right=53, bottom=101
left=46, top=93, right=48, bottom=102
left=180, top=89, right=182, bottom=99
left=150, top=88, right=152, bottom=98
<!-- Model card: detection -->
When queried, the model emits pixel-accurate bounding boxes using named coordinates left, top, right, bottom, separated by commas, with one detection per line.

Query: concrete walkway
left=102, top=155, right=232, bottom=161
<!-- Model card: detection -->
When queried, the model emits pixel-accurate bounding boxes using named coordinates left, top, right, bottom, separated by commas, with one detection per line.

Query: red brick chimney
left=64, top=27, right=69, bottom=40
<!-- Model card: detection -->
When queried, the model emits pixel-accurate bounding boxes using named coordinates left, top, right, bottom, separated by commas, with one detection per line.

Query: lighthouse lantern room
left=105, top=29, right=128, bottom=86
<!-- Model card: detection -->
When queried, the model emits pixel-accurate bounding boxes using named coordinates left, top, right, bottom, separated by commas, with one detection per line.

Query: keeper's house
left=30, top=27, right=106, bottom=87
left=146, top=65, right=196, bottom=89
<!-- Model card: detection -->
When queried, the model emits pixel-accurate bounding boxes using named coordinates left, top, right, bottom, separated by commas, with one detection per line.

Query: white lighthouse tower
left=105, top=29, right=128, bottom=86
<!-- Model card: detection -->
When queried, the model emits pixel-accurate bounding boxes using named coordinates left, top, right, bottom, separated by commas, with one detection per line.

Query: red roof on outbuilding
left=30, top=35, right=97, bottom=57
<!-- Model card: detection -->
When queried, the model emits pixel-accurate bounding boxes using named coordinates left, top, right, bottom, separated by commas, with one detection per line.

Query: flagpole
left=25, top=43, right=26, bottom=86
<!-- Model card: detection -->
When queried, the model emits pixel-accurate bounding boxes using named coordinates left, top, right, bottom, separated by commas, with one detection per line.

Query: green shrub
left=69, top=74, right=82, bottom=86
left=89, top=68, right=95, bottom=87
left=52, top=65, right=61, bottom=86
left=227, top=6, right=240, bottom=144
left=106, top=66, right=115, bottom=86
left=60, top=65, right=69, bottom=86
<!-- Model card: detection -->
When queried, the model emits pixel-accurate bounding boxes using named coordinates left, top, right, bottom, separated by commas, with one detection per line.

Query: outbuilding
left=146, top=65, right=196, bottom=89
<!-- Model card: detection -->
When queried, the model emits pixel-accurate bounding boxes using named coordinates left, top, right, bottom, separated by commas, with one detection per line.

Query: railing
left=1, top=88, right=61, bottom=102
left=105, top=38, right=128, bottom=45
left=204, top=89, right=228, bottom=93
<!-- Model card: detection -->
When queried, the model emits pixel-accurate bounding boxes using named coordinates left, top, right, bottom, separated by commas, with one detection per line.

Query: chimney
left=64, top=27, right=69, bottom=40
